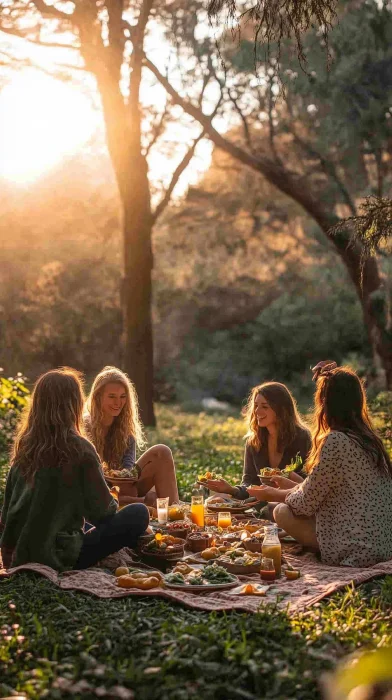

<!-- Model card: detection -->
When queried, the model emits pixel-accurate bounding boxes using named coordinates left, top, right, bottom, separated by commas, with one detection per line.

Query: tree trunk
left=121, top=162, right=156, bottom=426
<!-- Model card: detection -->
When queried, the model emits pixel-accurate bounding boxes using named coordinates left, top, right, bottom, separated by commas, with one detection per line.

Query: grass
left=1, top=405, right=392, bottom=699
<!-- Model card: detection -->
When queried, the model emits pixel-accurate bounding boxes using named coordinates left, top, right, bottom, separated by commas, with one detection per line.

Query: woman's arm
left=0, top=466, right=16, bottom=568
left=286, top=432, right=343, bottom=517
left=82, top=449, right=118, bottom=525
left=122, top=436, right=137, bottom=470
left=247, top=484, right=295, bottom=503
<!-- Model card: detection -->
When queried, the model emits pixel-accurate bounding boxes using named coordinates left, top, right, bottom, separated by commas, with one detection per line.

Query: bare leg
left=273, top=503, right=319, bottom=551
left=119, top=444, right=178, bottom=507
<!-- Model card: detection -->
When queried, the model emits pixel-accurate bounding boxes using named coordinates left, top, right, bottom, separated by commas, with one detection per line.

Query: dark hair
left=11, top=368, right=86, bottom=483
left=307, top=366, right=392, bottom=476
left=243, top=381, right=308, bottom=451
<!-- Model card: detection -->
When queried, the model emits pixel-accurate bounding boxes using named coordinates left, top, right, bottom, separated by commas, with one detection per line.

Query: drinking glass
left=217, top=511, right=232, bottom=529
left=191, top=494, right=205, bottom=527
left=157, top=497, right=169, bottom=524
left=260, top=556, right=276, bottom=581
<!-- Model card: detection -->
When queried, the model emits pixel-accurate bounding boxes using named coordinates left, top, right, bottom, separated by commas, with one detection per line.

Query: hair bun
left=311, top=361, right=337, bottom=382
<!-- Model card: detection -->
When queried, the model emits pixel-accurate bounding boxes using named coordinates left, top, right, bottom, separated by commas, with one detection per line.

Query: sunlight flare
left=0, top=69, right=99, bottom=184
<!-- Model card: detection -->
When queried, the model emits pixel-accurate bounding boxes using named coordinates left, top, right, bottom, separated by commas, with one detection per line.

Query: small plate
left=165, top=578, right=239, bottom=592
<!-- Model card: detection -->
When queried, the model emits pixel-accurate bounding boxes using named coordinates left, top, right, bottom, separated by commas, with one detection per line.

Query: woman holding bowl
left=248, top=364, right=392, bottom=567
left=203, top=381, right=311, bottom=501
left=84, top=366, right=179, bottom=508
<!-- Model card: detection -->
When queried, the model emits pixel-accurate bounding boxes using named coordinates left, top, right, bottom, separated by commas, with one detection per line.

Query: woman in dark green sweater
left=0, top=368, right=149, bottom=572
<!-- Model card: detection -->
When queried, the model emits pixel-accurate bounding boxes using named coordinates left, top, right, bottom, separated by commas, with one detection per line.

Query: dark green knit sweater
left=0, top=435, right=117, bottom=571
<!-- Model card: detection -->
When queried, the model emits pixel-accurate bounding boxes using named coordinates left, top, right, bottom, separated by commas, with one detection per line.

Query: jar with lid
left=261, top=524, right=282, bottom=577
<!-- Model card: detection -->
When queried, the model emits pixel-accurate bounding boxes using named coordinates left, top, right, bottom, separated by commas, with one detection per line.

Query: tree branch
left=31, top=0, right=71, bottom=20
left=227, top=86, right=252, bottom=151
left=152, top=129, right=206, bottom=223
left=0, top=25, right=78, bottom=49
left=144, top=96, right=169, bottom=156
left=144, top=57, right=340, bottom=233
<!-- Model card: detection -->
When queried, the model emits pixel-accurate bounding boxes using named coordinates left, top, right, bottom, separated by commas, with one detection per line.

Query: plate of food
left=259, top=468, right=281, bottom=485
left=207, top=498, right=258, bottom=514
left=217, top=548, right=262, bottom=574
left=196, top=470, right=224, bottom=487
left=164, top=562, right=238, bottom=592
left=104, top=465, right=139, bottom=486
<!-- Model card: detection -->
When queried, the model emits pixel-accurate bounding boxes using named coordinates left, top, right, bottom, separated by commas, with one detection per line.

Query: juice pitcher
left=262, top=524, right=282, bottom=577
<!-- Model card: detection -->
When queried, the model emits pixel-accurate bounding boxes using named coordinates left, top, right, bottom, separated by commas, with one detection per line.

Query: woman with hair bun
left=249, top=363, right=392, bottom=567
left=84, top=366, right=178, bottom=508
left=203, top=381, right=311, bottom=499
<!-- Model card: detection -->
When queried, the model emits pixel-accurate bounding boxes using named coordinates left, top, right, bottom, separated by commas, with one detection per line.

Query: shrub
left=0, top=370, right=29, bottom=454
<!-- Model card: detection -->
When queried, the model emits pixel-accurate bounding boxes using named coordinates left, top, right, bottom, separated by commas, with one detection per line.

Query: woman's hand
left=286, top=471, right=304, bottom=484
left=270, top=475, right=298, bottom=490
left=204, top=478, right=235, bottom=495
left=247, top=485, right=281, bottom=502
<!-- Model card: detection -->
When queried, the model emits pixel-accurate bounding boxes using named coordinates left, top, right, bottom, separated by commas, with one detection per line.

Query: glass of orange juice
left=217, top=511, right=232, bottom=529
left=191, top=495, right=205, bottom=527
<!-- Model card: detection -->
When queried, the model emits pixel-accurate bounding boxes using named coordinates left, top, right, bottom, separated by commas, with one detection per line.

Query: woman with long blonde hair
left=248, top=363, right=392, bottom=567
left=203, top=381, right=311, bottom=499
left=84, top=366, right=178, bottom=507
left=0, top=368, right=149, bottom=571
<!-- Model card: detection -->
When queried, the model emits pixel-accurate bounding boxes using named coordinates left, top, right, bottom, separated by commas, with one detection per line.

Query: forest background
left=1, top=0, right=391, bottom=417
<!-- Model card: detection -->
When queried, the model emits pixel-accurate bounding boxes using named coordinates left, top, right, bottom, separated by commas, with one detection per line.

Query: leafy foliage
left=0, top=371, right=28, bottom=453
left=207, top=0, right=337, bottom=68
left=330, top=197, right=392, bottom=272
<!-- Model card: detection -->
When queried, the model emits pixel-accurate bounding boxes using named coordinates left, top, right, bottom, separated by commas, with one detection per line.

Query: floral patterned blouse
left=286, top=431, right=392, bottom=567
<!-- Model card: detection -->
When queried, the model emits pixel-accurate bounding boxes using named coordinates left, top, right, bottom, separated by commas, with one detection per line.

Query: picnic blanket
left=2, top=545, right=392, bottom=615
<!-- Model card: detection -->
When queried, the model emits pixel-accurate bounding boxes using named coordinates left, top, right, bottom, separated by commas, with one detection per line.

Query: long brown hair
left=306, top=366, right=392, bottom=476
left=11, top=368, right=86, bottom=483
left=243, top=382, right=308, bottom=451
left=85, top=366, right=145, bottom=469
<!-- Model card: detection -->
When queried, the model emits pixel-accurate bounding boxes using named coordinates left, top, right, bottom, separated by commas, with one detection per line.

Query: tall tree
left=0, top=0, right=205, bottom=424
left=146, top=0, right=392, bottom=385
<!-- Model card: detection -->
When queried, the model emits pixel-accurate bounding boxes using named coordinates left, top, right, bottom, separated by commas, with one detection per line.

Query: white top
left=286, top=431, right=392, bottom=567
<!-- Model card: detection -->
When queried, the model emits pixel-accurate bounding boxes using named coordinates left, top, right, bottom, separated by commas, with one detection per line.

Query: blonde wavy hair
left=243, top=382, right=307, bottom=452
left=11, top=368, right=85, bottom=484
left=85, top=366, right=145, bottom=469
left=306, top=366, right=392, bottom=475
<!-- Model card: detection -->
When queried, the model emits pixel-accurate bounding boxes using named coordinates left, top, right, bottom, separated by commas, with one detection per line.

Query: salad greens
left=282, top=452, right=303, bottom=474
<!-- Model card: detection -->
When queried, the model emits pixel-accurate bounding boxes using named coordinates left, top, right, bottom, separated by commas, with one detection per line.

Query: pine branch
left=207, top=0, right=338, bottom=68
left=329, top=196, right=392, bottom=268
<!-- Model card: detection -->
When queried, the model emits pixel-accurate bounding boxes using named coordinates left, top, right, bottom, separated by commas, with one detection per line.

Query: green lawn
left=1, top=407, right=392, bottom=700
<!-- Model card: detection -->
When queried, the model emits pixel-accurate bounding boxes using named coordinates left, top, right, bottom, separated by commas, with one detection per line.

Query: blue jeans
left=75, top=503, right=149, bottom=570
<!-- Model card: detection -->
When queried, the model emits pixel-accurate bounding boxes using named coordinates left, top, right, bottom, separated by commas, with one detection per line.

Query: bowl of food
left=166, top=520, right=193, bottom=540
left=259, top=468, right=281, bottom=485
left=243, top=535, right=263, bottom=553
left=168, top=503, right=188, bottom=522
left=140, top=533, right=185, bottom=559
left=186, top=531, right=213, bottom=553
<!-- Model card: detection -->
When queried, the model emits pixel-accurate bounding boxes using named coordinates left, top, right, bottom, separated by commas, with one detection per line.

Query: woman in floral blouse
left=248, top=364, right=392, bottom=567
